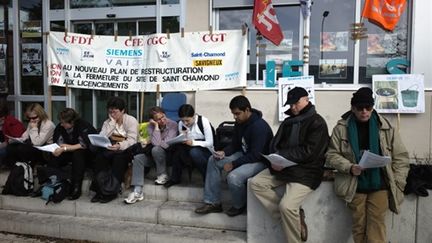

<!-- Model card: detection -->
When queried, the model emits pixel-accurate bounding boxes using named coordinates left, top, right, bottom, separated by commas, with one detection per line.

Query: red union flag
left=253, top=0, right=284, bottom=46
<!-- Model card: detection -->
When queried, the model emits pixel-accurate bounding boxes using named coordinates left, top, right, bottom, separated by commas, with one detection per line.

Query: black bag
left=196, top=115, right=217, bottom=146
left=215, top=121, right=236, bottom=150
left=41, top=175, right=71, bottom=204
left=93, top=170, right=120, bottom=197
left=2, top=162, right=34, bottom=196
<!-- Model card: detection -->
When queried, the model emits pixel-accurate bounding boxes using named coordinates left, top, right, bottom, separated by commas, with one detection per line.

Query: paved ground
left=0, top=232, right=96, bottom=243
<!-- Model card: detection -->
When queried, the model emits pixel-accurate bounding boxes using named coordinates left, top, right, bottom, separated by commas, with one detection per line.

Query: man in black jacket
left=250, top=87, right=329, bottom=243
left=195, top=95, right=273, bottom=217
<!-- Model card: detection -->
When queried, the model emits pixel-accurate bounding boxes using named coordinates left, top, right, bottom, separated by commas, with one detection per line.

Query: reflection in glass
left=74, top=89, right=93, bottom=126
left=162, top=0, right=179, bottom=4
left=95, top=22, right=114, bottom=35
left=162, top=17, right=179, bottom=33
left=310, top=0, right=355, bottom=84
left=71, top=0, right=156, bottom=8
left=52, top=101, right=66, bottom=124
left=118, top=22, right=137, bottom=36
left=50, top=21, right=65, bottom=31
left=139, top=20, right=156, bottom=35
left=218, top=6, right=299, bottom=82
left=74, top=23, right=92, bottom=34
left=50, top=0, right=64, bottom=9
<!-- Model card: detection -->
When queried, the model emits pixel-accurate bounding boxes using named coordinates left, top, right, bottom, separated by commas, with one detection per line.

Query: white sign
left=373, top=74, right=425, bottom=113
left=278, top=76, right=315, bottom=121
left=47, top=30, right=247, bottom=92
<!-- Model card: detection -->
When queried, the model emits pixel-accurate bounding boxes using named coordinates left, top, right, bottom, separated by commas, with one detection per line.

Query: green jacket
left=326, top=111, right=409, bottom=214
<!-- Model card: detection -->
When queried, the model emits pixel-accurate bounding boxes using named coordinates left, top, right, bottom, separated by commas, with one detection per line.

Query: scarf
left=348, top=112, right=381, bottom=191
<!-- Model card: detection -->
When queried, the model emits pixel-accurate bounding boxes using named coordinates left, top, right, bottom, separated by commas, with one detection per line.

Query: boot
left=68, top=183, right=82, bottom=200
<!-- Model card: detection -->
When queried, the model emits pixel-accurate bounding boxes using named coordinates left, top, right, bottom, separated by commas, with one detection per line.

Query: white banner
left=47, top=30, right=247, bottom=92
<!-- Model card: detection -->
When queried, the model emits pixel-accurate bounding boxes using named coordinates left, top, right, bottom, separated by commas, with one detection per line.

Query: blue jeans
left=203, top=151, right=266, bottom=209
left=189, top=146, right=212, bottom=180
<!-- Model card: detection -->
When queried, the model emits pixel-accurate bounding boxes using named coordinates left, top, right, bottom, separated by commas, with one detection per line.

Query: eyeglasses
left=28, top=116, right=38, bottom=120
left=354, top=105, right=373, bottom=112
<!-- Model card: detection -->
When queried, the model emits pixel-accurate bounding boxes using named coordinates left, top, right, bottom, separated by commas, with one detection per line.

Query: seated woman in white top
left=6, top=103, right=55, bottom=166
left=164, top=104, right=214, bottom=188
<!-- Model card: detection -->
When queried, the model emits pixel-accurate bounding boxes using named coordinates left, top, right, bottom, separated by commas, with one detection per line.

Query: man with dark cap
left=250, top=86, right=329, bottom=243
left=326, top=87, right=409, bottom=243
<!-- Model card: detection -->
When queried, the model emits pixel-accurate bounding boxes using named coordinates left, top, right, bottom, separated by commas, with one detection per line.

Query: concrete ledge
left=159, top=201, right=246, bottom=231
left=416, top=191, right=432, bottom=243
left=247, top=181, right=417, bottom=243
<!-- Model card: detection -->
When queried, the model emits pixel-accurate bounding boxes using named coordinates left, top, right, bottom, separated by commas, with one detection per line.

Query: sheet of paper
left=358, top=151, right=391, bottom=169
left=166, top=133, right=187, bottom=146
left=262, top=153, right=297, bottom=168
left=34, top=143, right=60, bottom=153
left=88, top=134, right=112, bottom=148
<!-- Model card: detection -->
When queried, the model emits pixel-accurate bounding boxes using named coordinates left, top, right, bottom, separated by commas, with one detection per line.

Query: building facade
left=1, top=0, right=431, bottom=158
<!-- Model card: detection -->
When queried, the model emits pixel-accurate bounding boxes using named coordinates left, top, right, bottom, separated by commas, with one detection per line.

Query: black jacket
left=53, top=118, right=97, bottom=149
left=224, top=108, right=273, bottom=169
left=269, top=103, right=329, bottom=190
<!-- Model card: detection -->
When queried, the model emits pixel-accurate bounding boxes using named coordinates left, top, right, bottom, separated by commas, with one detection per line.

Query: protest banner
left=47, top=30, right=247, bottom=92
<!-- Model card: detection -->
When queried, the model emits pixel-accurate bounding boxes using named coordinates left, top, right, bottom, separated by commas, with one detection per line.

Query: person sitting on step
left=124, top=106, right=177, bottom=204
left=164, top=104, right=214, bottom=188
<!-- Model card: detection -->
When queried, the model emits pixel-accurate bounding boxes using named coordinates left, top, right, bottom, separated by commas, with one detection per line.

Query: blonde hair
left=26, top=103, right=49, bottom=122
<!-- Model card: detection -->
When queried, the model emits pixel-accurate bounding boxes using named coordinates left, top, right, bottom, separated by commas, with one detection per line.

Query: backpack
left=215, top=121, right=236, bottom=150
left=196, top=115, right=217, bottom=147
left=93, top=170, right=120, bottom=197
left=41, top=175, right=71, bottom=204
left=2, top=162, right=34, bottom=196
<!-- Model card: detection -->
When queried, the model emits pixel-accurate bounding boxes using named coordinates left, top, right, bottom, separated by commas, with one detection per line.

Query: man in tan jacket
left=326, top=87, right=409, bottom=243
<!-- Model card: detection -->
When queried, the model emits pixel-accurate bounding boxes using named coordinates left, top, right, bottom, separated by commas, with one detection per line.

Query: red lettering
left=202, top=33, right=227, bottom=43
left=146, top=36, right=167, bottom=46
left=125, top=38, right=144, bottom=47
left=63, top=35, right=93, bottom=45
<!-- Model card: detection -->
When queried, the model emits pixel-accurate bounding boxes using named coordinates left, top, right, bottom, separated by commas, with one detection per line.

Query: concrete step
left=0, top=193, right=246, bottom=232
left=0, top=210, right=246, bottom=243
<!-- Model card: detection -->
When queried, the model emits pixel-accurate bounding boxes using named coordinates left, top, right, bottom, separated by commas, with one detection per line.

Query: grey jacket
left=326, top=111, right=409, bottom=214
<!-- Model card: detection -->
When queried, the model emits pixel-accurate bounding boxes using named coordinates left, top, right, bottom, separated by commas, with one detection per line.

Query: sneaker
left=195, top=203, right=223, bottom=214
left=300, top=208, right=308, bottom=242
left=124, top=191, right=144, bottom=204
left=155, top=174, right=169, bottom=185
left=163, top=180, right=180, bottom=188
left=225, top=206, right=246, bottom=217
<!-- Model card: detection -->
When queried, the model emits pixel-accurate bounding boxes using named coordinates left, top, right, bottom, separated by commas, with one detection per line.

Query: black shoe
left=300, top=208, right=308, bottom=242
left=30, top=187, right=42, bottom=197
left=99, top=194, right=117, bottom=203
left=225, top=206, right=246, bottom=217
left=195, top=203, right=223, bottom=214
left=67, top=185, right=82, bottom=200
left=91, top=194, right=101, bottom=203
left=163, top=180, right=180, bottom=188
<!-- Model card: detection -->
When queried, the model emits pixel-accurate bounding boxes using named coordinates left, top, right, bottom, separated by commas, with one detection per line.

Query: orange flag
left=362, top=0, right=407, bottom=31
left=253, top=0, right=284, bottom=45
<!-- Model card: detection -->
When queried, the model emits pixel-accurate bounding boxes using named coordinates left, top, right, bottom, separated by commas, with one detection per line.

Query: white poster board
left=373, top=74, right=425, bottom=113
left=278, top=76, right=315, bottom=121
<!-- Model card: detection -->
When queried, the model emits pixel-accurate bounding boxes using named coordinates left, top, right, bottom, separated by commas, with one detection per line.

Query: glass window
left=139, top=19, right=156, bottom=35
left=162, top=0, right=179, bottom=4
left=309, top=0, right=355, bottom=84
left=218, top=5, right=300, bottom=82
left=95, top=22, right=114, bottom=35
left=20, top=0, right=43, bottom=95
left=0, top=4, right=10, bottom=94
left=73, top=89, right=93, bottom=126
left=50, top=0, right=64, bottom=9
left=359, top=2, right=409, bottom=84
left=51, top=101, right=66, bottom=124
left=118, top=21, right=137, bottom=36
left=74, top=23, right=92, bottom=34
left=50, top=21, right=64, bottom=31
left=71, top=0, right=156, bottom=8
left=162, top=16, right=179, bottom=33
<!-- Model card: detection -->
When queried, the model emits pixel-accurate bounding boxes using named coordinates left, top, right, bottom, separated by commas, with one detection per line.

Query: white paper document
left=262, top=153, right=297, bottom=168
left=358, top=151, right=391, bottom=169
left=88, top=134, right=112, bottom=148
left=166, top=133, right=187, bottom=146
left=34, top=143, right=60, bottom=153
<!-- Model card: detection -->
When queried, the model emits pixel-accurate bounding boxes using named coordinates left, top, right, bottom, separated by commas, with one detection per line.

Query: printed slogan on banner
left=47, top=30, right=247, bottom=92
